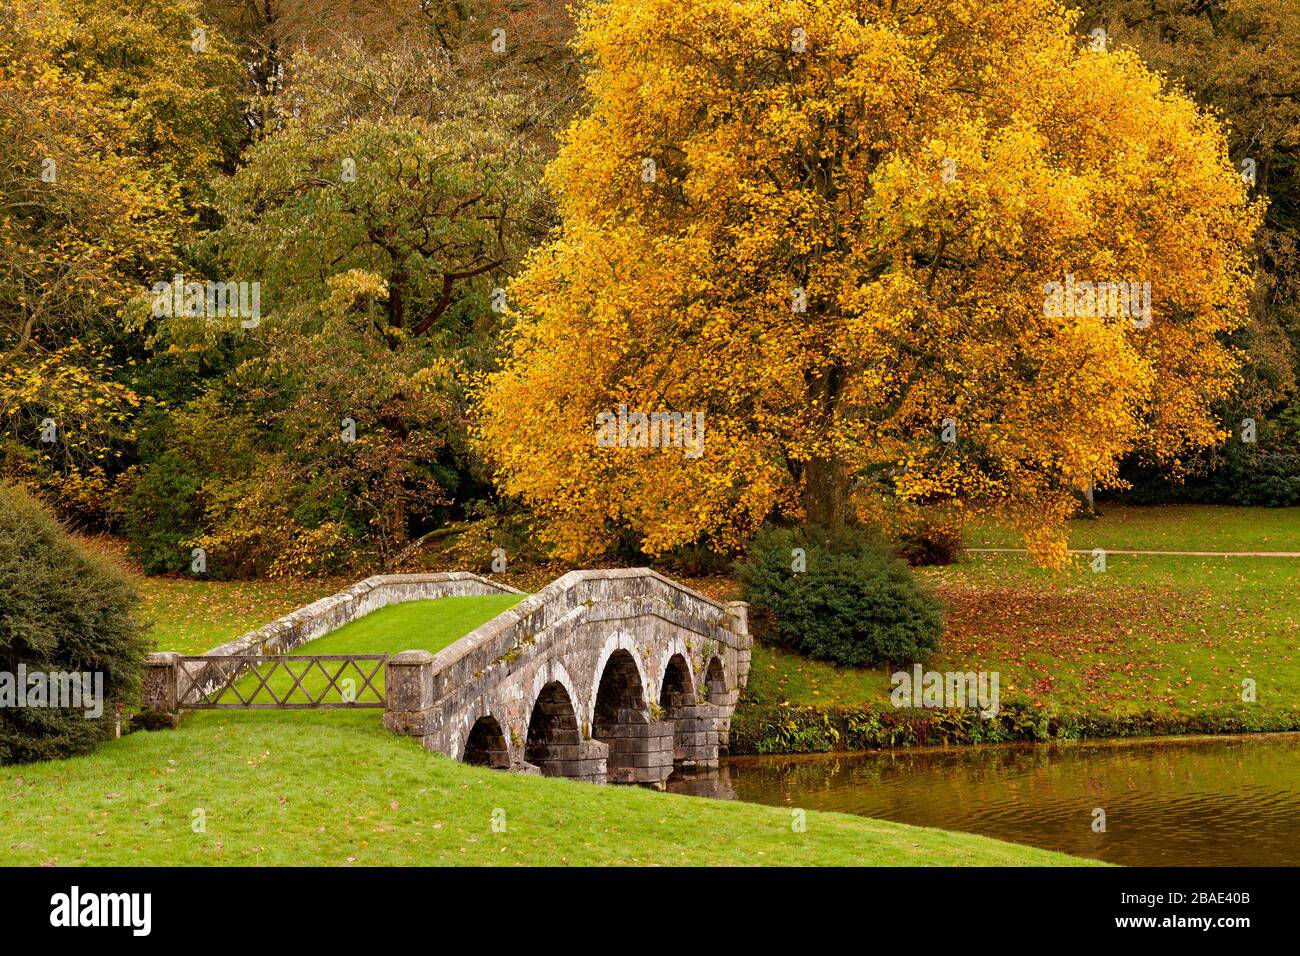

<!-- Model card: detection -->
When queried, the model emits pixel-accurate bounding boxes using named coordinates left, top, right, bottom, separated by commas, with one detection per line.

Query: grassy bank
left=136, top=574, right=346, bottom=656
left=748, top=554, right=1300, bottom=716
left=25, top=504, right=1284, bottom=865
left=10, top=561, right=1079, bottom=866
left=738, top=507, right=1300, bottom=754
left=289, top=594, right=526, bottom=656
left=0, top=710, right=1087, bottom=866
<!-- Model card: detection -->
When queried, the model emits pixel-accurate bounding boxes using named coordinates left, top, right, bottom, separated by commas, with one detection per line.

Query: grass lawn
left=137, top=576, right=347, bottom=656
left=747, top=507, right=1300, bottom=722
left=29, top=507, right=1286, bottom=866
left=83, top=524, right=522, bottom=658
left=966, top=504, right=1300, bottom=552
left=0, top=710, right=1088, bottom=866
left=289, top=594, right=526, bottom=656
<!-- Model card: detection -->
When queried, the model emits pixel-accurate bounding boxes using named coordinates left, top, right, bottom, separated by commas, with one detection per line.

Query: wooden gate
left=176, top=654, right=388, bottom=709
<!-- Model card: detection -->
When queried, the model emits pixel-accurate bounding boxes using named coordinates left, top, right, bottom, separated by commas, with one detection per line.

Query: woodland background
left=2, top=0, right=1296, bottom=579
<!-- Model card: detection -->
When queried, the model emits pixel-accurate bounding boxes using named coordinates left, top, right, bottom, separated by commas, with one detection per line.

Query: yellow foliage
left=477, top=0, right=1261, bottom=564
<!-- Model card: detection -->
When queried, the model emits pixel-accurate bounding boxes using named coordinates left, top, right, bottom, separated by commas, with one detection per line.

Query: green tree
left=206, top=39, right=543, bottom=339
left=0, top=484, right=147, bottom=763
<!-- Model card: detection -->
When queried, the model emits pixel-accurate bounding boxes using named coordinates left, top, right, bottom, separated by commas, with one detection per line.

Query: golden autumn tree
left=477, top=0, right=1261, bottom=564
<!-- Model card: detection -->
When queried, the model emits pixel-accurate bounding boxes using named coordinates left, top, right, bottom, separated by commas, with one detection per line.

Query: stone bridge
left=142, top=569, right=751, bottom=787
left=384, top=569, right=752, bottom=786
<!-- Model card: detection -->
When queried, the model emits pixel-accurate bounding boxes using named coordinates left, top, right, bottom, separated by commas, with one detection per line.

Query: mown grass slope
left=0, top=710, right=1090, bottom=866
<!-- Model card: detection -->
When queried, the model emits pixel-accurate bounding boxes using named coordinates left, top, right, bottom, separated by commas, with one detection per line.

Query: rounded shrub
left=0, top=484, right=148, bottom=763
left=736, top=525, right=943, bottom=668
left=894, top=520, right=965, bottom=567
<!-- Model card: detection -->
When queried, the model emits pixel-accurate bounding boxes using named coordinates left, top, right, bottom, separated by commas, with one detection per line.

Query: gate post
left=384, top=650, right=435, bottom=736
left=140, top=652, right=183, bottom=727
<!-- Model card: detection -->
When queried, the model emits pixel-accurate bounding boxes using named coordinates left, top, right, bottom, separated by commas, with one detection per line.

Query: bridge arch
left=652, top=635, right=697, bottom=698
left=659, top=653, right=695, bottom=763
left=659, top=653, right=695, bottom=711
left=705, top=655, right=727, bottom=704
left=592, top=647, right=657, bottom=783
left=462, top=715, right=510, bottom=769
left=587, top=631, right=651, bottom=724
left=525, top=681, right=581, bottom=777
left=593, top=649, right=648, bottom=731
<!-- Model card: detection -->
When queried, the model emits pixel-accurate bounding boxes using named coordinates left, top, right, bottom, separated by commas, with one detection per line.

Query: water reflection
left=666, top=734, right=1300, bottom=866
left=662, top=766, right=737, bottom=800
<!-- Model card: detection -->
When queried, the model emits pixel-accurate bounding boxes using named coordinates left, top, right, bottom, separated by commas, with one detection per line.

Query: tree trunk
left=803, top=454, right=850, bottom=530
left=387, top=268, right=407, bottom=329
left=1070, top=474, right=1098, bottom=518
left=803, top=364, right=850, bottom=530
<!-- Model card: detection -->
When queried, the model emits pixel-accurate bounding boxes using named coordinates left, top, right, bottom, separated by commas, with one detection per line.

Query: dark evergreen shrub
left=895, top=522, right=965, bottom=566
left=1117, top=404, right=1300, bottom=507
left=736, top=525, right=943, bottom=667
left=0, top=484, right=148, bottom=762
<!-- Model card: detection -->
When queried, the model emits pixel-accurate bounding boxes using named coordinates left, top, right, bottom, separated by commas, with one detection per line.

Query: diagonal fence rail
left=177, top=654, right=387, bottom=709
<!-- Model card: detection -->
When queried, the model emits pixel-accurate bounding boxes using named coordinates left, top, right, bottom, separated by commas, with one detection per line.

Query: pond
left=666, top=733, right=1300, bottom=866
